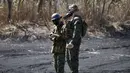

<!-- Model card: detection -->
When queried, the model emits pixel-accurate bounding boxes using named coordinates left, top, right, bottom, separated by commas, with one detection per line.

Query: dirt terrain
left=0, top=35, right=130, bottom=73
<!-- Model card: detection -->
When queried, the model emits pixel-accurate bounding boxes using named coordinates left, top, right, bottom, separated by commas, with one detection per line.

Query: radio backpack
left=81, top=20, right=88, bottom=37
left=73, top=16, right=88, bottom=37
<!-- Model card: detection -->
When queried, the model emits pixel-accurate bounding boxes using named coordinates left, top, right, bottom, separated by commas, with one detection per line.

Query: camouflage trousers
left=53, top=40, right=81, bottom=73
left=53, top=53, right=65, bottom=73
left=66, top=42, right=81, bottom=73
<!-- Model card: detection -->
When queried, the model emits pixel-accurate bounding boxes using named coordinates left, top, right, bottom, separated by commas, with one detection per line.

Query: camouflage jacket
left=65, top=15, right=82, bottom=45
left=50, top=25, right=66, bottom=54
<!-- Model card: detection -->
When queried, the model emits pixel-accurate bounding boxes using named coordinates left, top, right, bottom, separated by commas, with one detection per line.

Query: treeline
left=0, top=0, right=130, bottom=28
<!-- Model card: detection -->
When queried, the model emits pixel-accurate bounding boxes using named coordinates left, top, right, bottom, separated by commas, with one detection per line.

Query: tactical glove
left=66, top=40, right=74, bottom=49
left=49, top=33, right=60, bottom=41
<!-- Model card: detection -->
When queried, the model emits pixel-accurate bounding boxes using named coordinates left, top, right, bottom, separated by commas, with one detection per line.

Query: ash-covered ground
left=0, top=35, right=130, bottom=73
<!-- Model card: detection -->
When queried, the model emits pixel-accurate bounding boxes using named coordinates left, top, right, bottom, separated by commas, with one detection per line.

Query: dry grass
left=0, top=0, right=130, bottom=37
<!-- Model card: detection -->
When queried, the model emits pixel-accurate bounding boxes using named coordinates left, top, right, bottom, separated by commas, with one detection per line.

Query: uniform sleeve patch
left=74, top=17, right=80, bottom=20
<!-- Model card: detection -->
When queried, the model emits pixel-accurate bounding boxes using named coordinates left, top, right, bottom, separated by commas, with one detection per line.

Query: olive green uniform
left=50, top=25, right=66, bottom=73
left=66, top=15, right=82, bottom=73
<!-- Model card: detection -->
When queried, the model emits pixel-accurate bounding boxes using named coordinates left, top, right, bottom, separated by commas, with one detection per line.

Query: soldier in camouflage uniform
left=50, top=13, right=66, bottom=73
left=64, top=4, right=83, bottom=73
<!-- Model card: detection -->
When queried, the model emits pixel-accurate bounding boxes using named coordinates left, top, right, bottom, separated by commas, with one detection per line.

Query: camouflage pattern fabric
left=66, top=15, right=82, bottom=73
left=53, top=53, right=65, bottom=73
left=50, top=24, right=66, bottom=73
left=50, top=25, right=66, bottom=54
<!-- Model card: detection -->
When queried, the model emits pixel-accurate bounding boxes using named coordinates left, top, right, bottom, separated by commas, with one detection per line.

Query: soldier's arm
left=49, top=29, right=60, bottom=41
left=49, top=31, right=55, bottom=41
left=49, top=29, right=57, bottom=41
left=71, top=19, right=82, bottom=43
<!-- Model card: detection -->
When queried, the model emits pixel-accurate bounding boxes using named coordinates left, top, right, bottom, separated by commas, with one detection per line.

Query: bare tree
left=7, top=0, right=12, bottom=23
left=37, top=0, right=43, bottom=14
left=64, top=0, right=69, bottom=11
left=17, top=0, right=24, bottom=11
left=49, top=0, right=52, bottom=18
left=53, top=0, right=57, bottom=13
left=107, top=0, right=121, bottom=13
left=100, top=0, right=106, bottom=19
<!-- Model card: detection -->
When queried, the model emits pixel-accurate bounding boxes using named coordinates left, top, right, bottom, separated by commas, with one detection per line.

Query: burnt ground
left=0, top=35, right=130, bottom=73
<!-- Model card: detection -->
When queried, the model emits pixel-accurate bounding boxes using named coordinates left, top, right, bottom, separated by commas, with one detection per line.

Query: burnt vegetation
left=0, top=0, right=130, bottom=39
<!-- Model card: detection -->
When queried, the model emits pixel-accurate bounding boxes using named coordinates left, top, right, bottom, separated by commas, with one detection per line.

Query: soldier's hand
left=66, top=42, right=74, bottom=49
left=50, top=34, right=60, bottom=38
